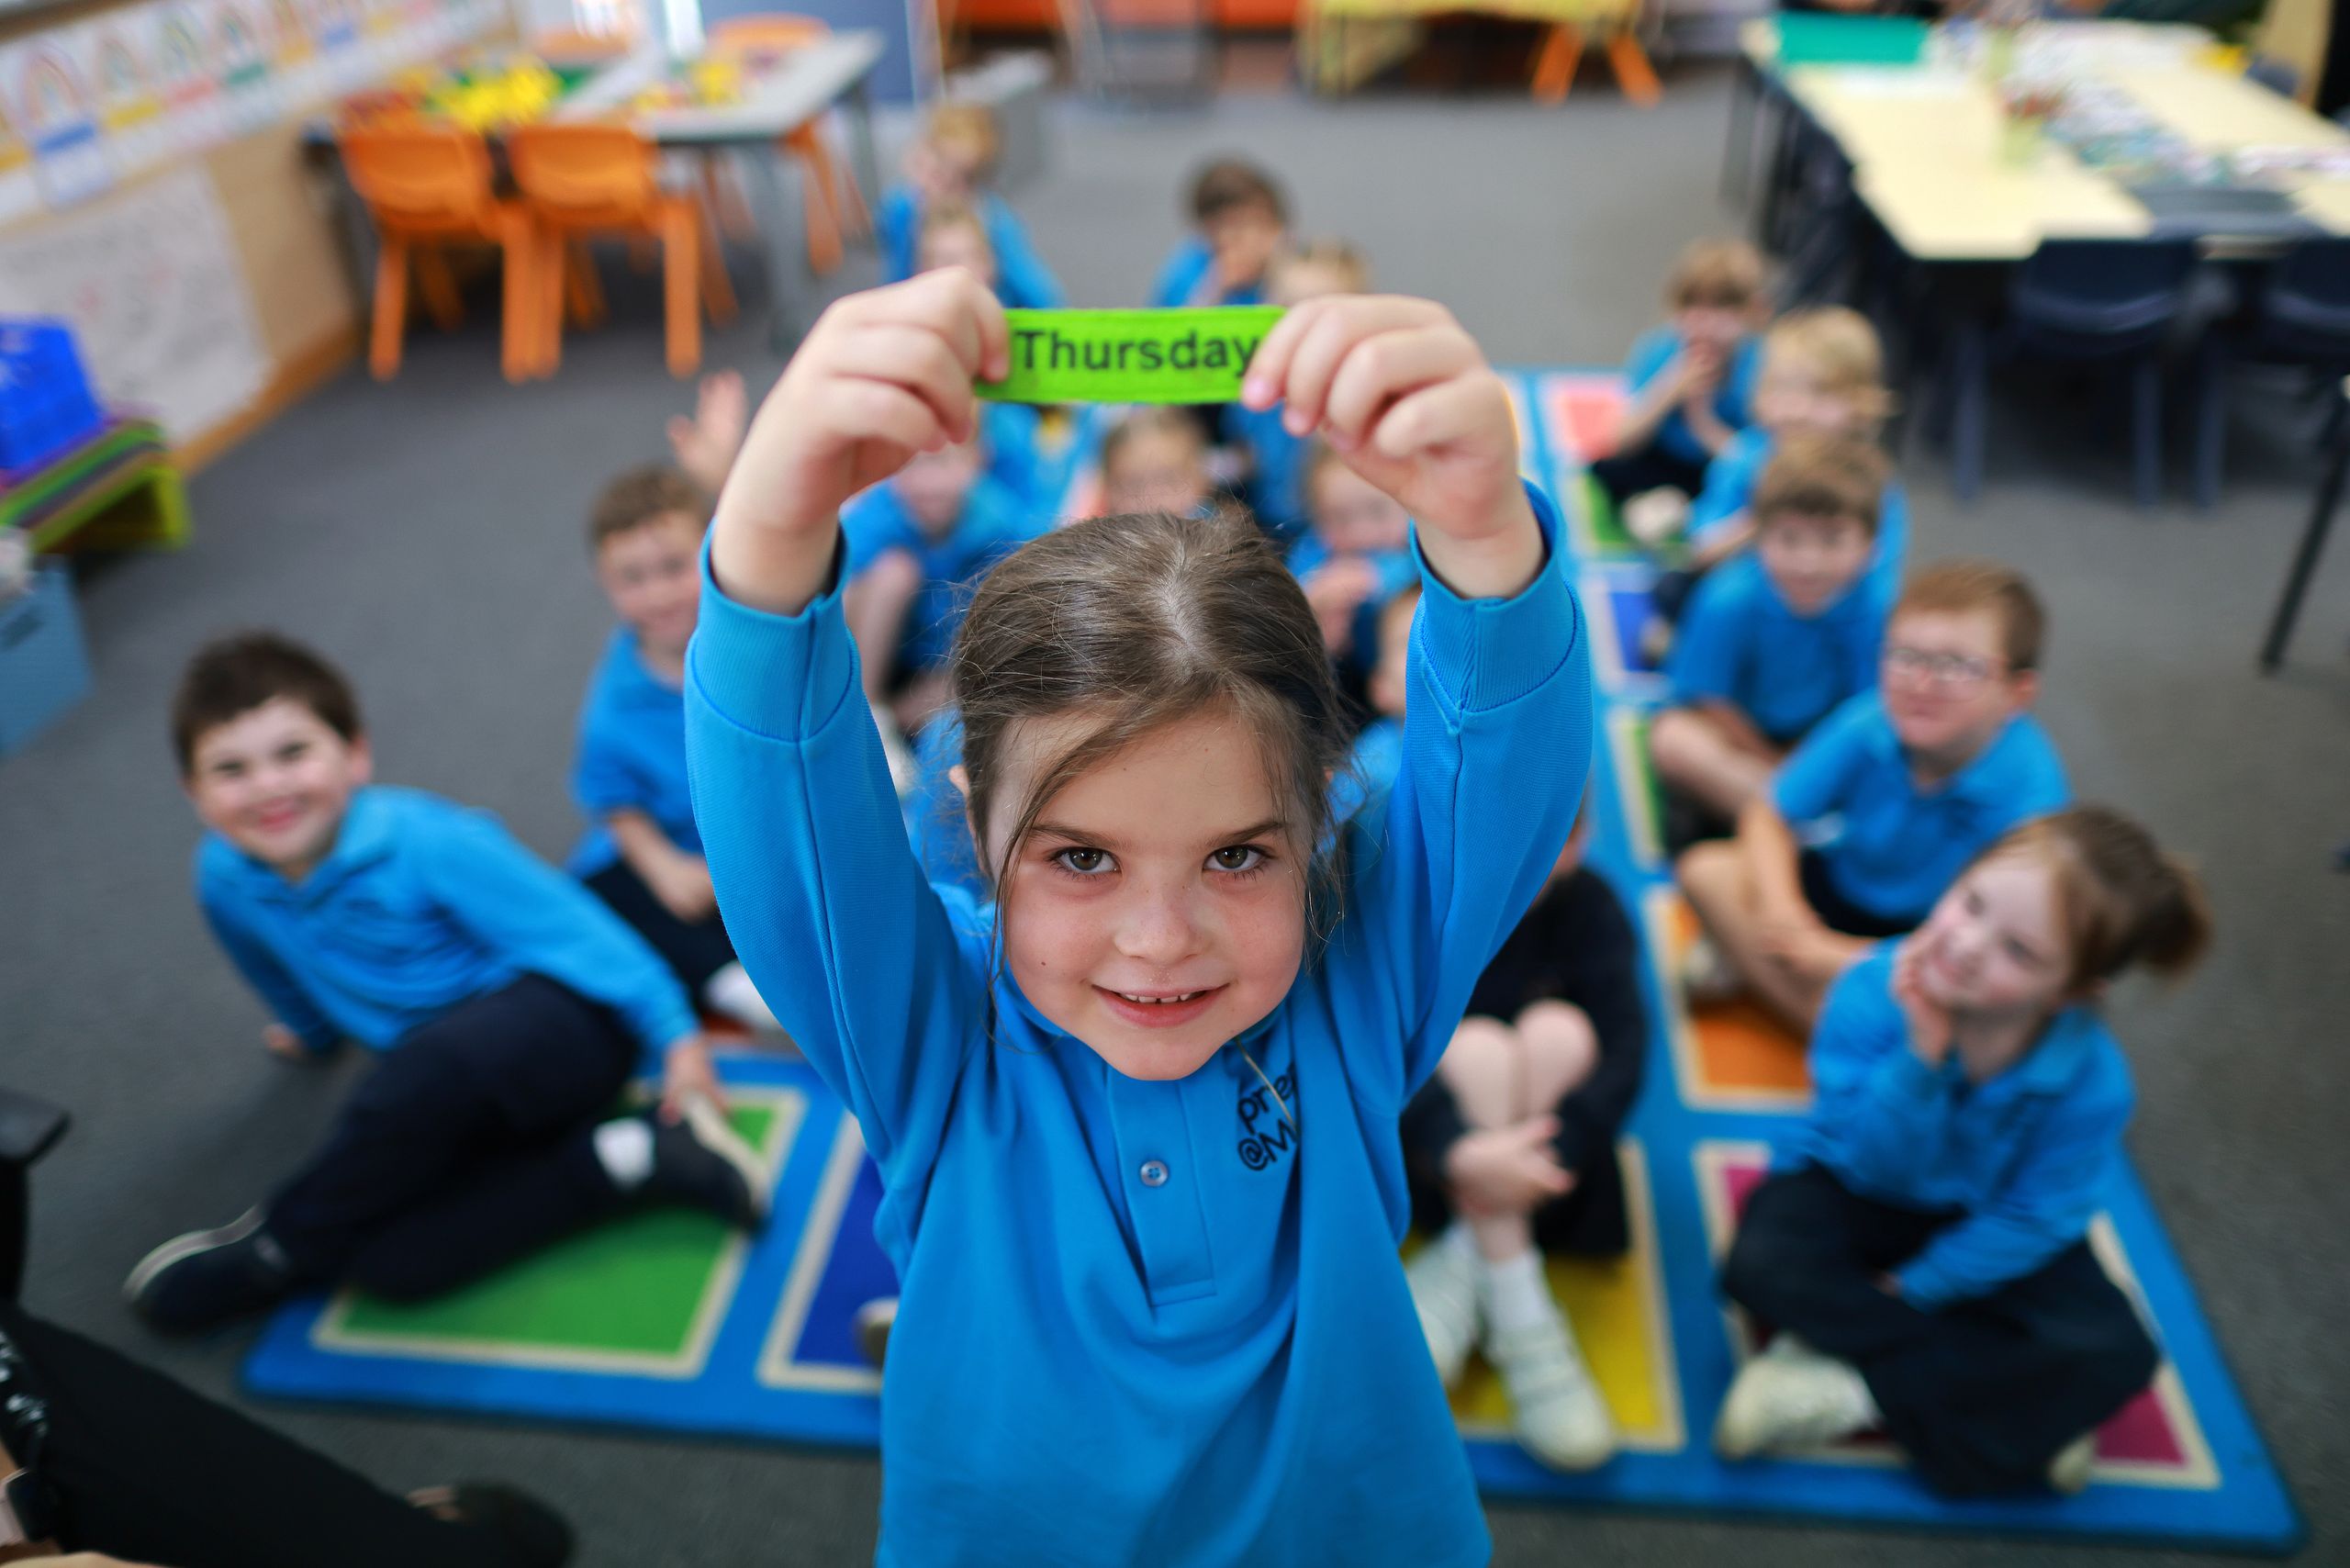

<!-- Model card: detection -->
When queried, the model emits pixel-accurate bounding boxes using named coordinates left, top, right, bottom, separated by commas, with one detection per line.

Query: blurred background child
left=1097, top=406, right=1216, bottom=519
left=1590, top=239, right=1770, bottom=517
left=1237, top=239, right=1371, bottom=538
left=1716, top=806, right=2205, bottom=1498
left=915, top=201, right=1058, bottom=509
left=1149, top=157, right=1289, bottom=308
left=878, top=102, right=1063, bottom=309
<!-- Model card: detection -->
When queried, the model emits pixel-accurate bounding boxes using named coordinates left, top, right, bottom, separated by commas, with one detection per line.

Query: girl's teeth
left=1120, top=991, right=1202, bottom=1005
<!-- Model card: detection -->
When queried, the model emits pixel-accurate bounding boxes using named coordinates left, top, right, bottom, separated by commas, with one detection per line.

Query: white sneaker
left=870, top=703, right=916, bottom=799
left=1623, top=487, right=1692, bottom=549
left=1682, top=933, right=1741, bottom=1007
left=1714, top=1336, right=1879, bottom=1460
left=1404, top=1236, right=1483, bottom=1389
left=2048, top=1430, right=2098, bottom=1495
left=1486, top=1308, right=1618, bottom=1472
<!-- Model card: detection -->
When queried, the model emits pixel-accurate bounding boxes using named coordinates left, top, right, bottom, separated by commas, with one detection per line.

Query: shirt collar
left=214, top=787, right=397, bottom=901
left=2001, top=1005, right=2103, bottom=1095
left=1863, top=703, right=2035, bottom=804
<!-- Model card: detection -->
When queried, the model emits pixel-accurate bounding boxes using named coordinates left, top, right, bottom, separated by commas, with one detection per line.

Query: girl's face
left=1103, top=430, right=1210, bottom=519
left=1909, top=852, right=2070, bottom=1019
left=1754, top=356, right=1868, bottom=437
left=596, top=512, right=704, bottom=659
left=975, top=706, right=1307, bottom=1082
left=1309, top=462, right=1410, bottom=558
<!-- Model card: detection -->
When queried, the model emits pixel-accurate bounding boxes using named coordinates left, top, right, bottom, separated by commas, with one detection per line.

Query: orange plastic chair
left=506, top=122, right=737, bottom=378
left=338, top=125, right=542, bottom=384
left=707, top=13, right=870, bottom=274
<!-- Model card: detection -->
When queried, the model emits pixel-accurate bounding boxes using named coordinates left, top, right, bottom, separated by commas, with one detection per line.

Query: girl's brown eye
left=1211, top=846, right=1264, bottom=873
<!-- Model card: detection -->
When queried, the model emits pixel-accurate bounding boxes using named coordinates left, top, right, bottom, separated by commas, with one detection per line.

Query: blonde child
left=915, top=202, right=1053, bottom=508
left=1716, top=805, right=2200, bottom=1497
left=1648, top=434, right=1891, bottom=842
left=1239, top=239, right=1372, bottom=538
left=878, top=102, right=1063, bottom=309
left=1098, top=405, right=1215, bottom=519
left=686, top=272, right=1588, bottom=1563
left=1678, top=561, right=2070, bottom=1030
left=1591, top=238, right=1771, bottom=510
left=1290, top=437, right=1416, bottom=669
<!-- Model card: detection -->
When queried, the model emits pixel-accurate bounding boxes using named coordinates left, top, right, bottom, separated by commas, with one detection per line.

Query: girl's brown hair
left=1977, top=805, right=2213, bottom=993
left=949, top=507, right=1352, bottom=943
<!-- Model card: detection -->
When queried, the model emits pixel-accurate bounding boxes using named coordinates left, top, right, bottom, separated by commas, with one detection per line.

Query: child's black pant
left=1722, top=1164, right=2160, bottom=1497
left=265, top=975, right=635, bottom=1300
left=4, top=1301, right=519, bottom=1566
left=1589, top=446, right=1711, bottom=507
left=586, top=858, right=738, bottom=997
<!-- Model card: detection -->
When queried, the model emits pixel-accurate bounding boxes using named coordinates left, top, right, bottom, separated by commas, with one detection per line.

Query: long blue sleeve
left=877, top=184, right=920, bottom=284
left=982, top=195, right=1065, bottom=310
left=198, top=887, right=340, bottom=1054
left=413, top=809, right=699, bottom=1058
left=685, top=542, right=988, bottom=1183
left=1326, top=481, right=1593, bottom=1111
left=1801, top=961, right=1961, bottom=1191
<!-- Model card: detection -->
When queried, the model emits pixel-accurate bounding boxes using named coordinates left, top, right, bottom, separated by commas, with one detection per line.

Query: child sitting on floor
left=1290, top=438, right=1417, bottom=672
left=1235, top=240, right=1372, bottom=539
left=842, top=436, right=1040, bottom=734
left=877, top=101, right=1063, bottom=309
left=129, top=635, right=767, bottom=1333
left=1402, top=799, right=1648, bottom=1473
left=1676, top=561, right=2071, bottom=1031
left=568, top=465, right=781, bottom=1035
left=1149, top=157, right=1289, bottom=308
left=1098, top=406, right=1216, bottom=519
left=1648, top=433, right=1892, bottom=846
left=1715, top=805, right=2201, bottom=1497
left=915, top=201, right=1056, bottom=509
left=1589, top=237, right=1769, bottom=516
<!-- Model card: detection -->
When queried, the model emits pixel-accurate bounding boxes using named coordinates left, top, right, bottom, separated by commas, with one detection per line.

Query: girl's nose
left=1114, top=885, right=1201, bottom=965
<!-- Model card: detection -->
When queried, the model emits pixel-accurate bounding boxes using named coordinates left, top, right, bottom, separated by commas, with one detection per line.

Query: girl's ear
left=948, top=764, right=970, bottom=801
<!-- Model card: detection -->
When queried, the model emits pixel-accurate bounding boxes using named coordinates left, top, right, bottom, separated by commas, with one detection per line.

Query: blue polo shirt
left=1148, top=235, right=1268, bottom=308
left=197, top=786, right=697, bottom=1060
left=1623, top=325, right=1762, bottom=466
left=980, top=401, right=1057, bottom=511
left=566, top=628, right=695, bottom=878
left=1689, top=429, right=1912, bottom=600
left=841, top=474, right=1042, bottom=672
left=1231, top=399, right=1308, bottom=541
left=1288, top=531, right=1419, bottom=671
left=875, top=185, right=1066, bottom=312
left=1787, top=945, right=2134, bottom=1307
left=1666, top=552, right=1887, bottom=743
left=686, top=479, right=1589, bottom=1567
left=1772, top=694, right=2071, bottom=926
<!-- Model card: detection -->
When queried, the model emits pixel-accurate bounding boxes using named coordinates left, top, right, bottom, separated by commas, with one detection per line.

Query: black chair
left=1935, top=240, right=2199, bottom=506
left=2192, top=239, right=2350, bottom=508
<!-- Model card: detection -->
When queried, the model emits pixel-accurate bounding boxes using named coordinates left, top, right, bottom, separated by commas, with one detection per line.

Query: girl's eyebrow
left=1029, top=818, right=1288, bottom=849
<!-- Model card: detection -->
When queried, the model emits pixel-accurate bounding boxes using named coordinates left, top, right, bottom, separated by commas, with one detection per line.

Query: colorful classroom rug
left=244, top=374, right=2300, bottom=1552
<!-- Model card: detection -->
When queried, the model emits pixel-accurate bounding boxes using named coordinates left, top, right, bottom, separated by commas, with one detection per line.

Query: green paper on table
left=979, top=308, right=1287, bottom=405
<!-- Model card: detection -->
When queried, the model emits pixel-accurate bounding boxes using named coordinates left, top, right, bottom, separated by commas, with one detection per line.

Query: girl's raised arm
left=688, top=273, right=1008, bottom=1181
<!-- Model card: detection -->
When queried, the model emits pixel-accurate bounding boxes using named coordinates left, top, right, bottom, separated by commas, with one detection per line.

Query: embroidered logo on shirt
left=1237, top=1071, right=1300, bottom=1171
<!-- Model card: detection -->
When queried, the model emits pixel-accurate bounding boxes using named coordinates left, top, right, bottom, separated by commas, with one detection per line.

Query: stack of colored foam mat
left=0, top=420, right=189, bottom=554
left=243, top=374, right=2300, bottom=1551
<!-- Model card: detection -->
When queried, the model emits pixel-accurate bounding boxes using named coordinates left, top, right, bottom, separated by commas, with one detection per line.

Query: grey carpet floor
left=4, top=62, right=2345, bottom=1566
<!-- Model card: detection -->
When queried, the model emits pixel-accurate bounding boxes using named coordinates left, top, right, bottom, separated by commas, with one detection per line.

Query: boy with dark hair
left=129, top=633, right=767, bottom=1333
left=1150, top=157, right=1289, bottom=308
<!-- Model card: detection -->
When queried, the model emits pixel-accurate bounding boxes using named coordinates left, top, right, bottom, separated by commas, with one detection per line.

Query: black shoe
left=855, top=1295, right=898, bottom=1370
left=643, top=1099, right=768, bottom=1228
left=124, top=1208, right=298, bottom=1332
left=412, top=1483, right=575, bottom=1568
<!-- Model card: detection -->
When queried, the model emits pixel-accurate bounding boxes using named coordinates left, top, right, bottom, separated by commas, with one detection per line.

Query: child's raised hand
left=711, top=271, right=1008, bottom=615
left=1891, top=940, right=1955, bottom=1067
left=667, top=370, right=750, bottom=498
left=1242, top=297, right=1540, bottom=600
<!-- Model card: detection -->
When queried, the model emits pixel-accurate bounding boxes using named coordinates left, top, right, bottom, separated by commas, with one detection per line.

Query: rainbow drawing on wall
left=306, top=0, right=360, bottom=50
left=214, top=2, right=270, bottom=90
left=151, top=8, right=217, bottom=106
left=0, top=97, right=32, bottom=176
left=12, top=41, right=112, bottom=208
left=91, top=28, right=163, bottom=131
left=270, top=0, right=314, bottom=65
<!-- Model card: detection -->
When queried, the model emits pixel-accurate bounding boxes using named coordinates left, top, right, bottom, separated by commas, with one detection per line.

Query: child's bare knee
left=1647, top=707, right=1707, bottom=778
left=1676, top=838, right=1736, bottom=899
left=1436, top=1014, right=1517, bottom=1096
left=1514, top=1000, right=1598, bottom=1092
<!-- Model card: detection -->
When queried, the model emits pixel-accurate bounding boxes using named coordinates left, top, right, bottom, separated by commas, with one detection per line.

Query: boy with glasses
left=1676, top=562, right=2070, bottom=1030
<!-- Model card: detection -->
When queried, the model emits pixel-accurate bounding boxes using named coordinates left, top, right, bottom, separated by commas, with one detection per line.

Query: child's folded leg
left=340, top=1128, right=625, bottom=1301
left=263, top=976, right=637, bottom=1281
left=1588, top=446, right=1707, bottom=509
left=1719, top=1166, right=1942, bottom=1366
left=585, top=859, right=741, bottom=1000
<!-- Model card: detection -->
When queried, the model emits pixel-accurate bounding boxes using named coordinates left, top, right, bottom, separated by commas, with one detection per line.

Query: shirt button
left=1139, top=1159, right=1169, bottom=1188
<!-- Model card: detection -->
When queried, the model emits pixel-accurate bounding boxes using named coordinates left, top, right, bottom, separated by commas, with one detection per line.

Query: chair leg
left=369, top=231, right=411, bottom=381
left=498, top=226, right=536, bottom=385
left=791, top=136, right=846, bottom=276
left=1605, top=31, right=1662, bottom=106
left=2191, top=337, right=2225, bottom=510
left=1531, top=24, right=1583, bottom=103
left=2130, top=349, right=2162, bottom=509
left=541, top=233, right=568, bottom=377
left=701, top=154, right=759, bottom=243
left=698, top=203, right=739, bottom=325
left=416, top=247, right=465, bottom=331
left=664, top=208, right=702, bottom=378
left=565, top=245, right=609, bottom=328
left=1951, top=319, right=1987, bottom=503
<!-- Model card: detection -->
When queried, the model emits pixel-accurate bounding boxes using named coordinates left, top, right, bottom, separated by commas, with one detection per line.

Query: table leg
left=748, top=146, right=815, bottom=352
left=2259, top=425, right=2348, bottom=672
left=847, top=75, right=882, bottom=226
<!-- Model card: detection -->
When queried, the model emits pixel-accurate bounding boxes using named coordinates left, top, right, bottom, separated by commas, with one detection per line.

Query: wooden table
left=309, top=32, right=887, bottom=350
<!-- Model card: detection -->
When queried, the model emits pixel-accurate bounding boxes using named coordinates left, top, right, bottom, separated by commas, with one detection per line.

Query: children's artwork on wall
left=76, top=20, right=172, bottom=176
left=267, top=0, right=323, bottom=105
left=151, top=5, right=227, bottom=155
left=302, top=0, right=370, bottom=95
left=0, top=164, right=266, bottom=443
left=0, top=98, right=42, bottom=227
left=2, top=41, right=114, bottom=211
left=210, top=0, right=282, bottom=136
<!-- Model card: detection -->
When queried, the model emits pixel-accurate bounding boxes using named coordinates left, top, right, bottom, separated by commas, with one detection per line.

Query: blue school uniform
left=1787, top=946, right=2134, bottom=1306
left=1689, top=429, right=1912, bottom=597
left=197, top=786, right=696, bottom=1060
left=1231, top=400, right=1307, bottom=540
left=1623, top=326, right=1761, bottom=466
left=1771, top=694, right=2071, bottom=927
left=980, top=401, right=1058, bottom=511
left=875, top=185, right=1067, bottom=311
left=1287, top=532, right=1419, bottom=672
left=901, top=708, right=987, bottom=902
left=1148, top=235, right=1267, bottom=308
left=1666, top=552, right=1887, bottom=743
left=1328, top=714, right=1404, bottom=830
left=566, top=628, right=696, bottom=878
left=840, top=474, right=1041, bottom=672
left=686, top=481, right=1590, bottom=1568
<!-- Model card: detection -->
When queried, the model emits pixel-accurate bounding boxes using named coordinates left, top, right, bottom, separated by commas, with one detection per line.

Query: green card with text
left=979, top=307, right=1287, bottom=405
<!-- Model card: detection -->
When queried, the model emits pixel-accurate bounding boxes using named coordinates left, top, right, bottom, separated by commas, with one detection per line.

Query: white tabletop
left=558, top=31, right=887, bottom=143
